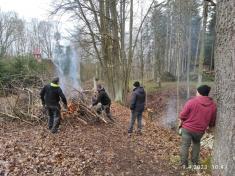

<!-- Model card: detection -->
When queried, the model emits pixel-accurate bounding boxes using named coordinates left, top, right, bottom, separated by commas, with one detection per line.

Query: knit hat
left=97, top=84, right=102, bottom=91
left=133, top=81, right=140, bottom=87
left=197, top=85, right=211, bottom=96
left=52, top=77, right=59, bottom=84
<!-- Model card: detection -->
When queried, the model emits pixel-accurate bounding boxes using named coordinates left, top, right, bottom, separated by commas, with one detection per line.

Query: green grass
left=143, top=81, right=176, bottom=93
left=201, top=155, right=212, bottom=172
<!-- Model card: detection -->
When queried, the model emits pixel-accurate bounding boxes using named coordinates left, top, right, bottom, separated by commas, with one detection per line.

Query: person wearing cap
left=128, top=81, right=146, bottom=136
left=40, top=77, right=67, bottom=133
left=179, top=85, right=217, bottom=167
left=92, top=84, right=113, bottom=122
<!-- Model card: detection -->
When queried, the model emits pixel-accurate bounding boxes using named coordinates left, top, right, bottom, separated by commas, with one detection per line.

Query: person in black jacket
left=92, top=84, right=114, bottom=122
left=128, top=81, right=146, bottom=136
left=40, top=77, right=67, bottom=133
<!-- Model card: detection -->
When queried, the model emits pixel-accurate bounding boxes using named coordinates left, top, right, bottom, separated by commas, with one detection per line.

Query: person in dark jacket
left=92, top=84, right=113, bottom=122
left=40, top=77, right=67, bottom=133
left=179, top=85, right=216, bottom=167
left=128, top=81, right=146, bottom=136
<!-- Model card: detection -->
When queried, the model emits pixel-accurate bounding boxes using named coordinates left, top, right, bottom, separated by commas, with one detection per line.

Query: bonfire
left=61, top=93, right=108, bottom=125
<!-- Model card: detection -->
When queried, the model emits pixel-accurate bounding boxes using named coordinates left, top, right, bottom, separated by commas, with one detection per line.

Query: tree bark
left=140, top=3, right=144, bottom=85
left=198, top=0, right=209, bottom=84
left=187, top=2, right=192, bottom=99
left=213, top=1, right=235, bottom=175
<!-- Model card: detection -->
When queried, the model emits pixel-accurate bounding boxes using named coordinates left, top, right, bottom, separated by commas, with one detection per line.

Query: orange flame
left=67, top=102, right=77, bottom=113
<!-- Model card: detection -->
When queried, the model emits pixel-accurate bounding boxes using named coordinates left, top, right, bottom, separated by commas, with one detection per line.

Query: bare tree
left=0, top=11, right=19, bottom=57
left=38, top=21, right=53, bottom=58
left=52, top=0, right=161, bottom=103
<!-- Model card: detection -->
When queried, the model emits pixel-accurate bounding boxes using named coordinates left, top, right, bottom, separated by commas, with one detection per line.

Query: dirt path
left=0, top=97, right=211, bottom=176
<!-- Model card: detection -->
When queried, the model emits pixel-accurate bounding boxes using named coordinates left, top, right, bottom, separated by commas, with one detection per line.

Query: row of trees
left=133, top=0, right=216, bottom=96
left=53, top=0, right=165, bottom=102
left=52, top=0, right=216, bottom=102
left=0, top=10, right=54, bottom=58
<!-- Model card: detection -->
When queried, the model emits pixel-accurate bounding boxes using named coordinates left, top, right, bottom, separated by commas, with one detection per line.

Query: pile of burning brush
left=61, top=96, right=107, bottom=125
left=0, top=81, right=107, bottom=125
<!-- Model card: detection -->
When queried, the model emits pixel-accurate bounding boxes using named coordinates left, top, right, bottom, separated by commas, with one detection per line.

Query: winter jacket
left=92, top=88, right=111, bottom=106
left=180, top=96, right=217, bottom=133
left=40, top=83, right=67, bottom=107
left=130, top=86, right=146, bottom=112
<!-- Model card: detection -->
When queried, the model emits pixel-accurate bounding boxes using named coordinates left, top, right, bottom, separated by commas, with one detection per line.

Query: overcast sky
left=0, top=0, right=165, bottom=20
left=0, top=0, right=52, bottom=20
left=0, top=0, right=165, bottom=37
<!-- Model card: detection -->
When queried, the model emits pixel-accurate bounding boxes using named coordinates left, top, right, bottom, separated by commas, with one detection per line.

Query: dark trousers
left=96, top=104, right=114, bottom=122
left=47, top=106, right=61, bottom=133
left=180, top=128, right=204, bottom=166
left=128, top=111, right=143, bottom=133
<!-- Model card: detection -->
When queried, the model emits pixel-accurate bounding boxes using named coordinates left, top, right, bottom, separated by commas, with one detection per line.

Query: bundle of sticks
left=0, top=86, right=45, bottom=125
left=0, top=77, right=108, bottom=125
left=61, top=93, right=107, bottom=125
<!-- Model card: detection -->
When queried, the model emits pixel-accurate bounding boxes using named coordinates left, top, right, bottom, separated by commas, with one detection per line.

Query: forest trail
left=0, top=90, right=211, bottom=176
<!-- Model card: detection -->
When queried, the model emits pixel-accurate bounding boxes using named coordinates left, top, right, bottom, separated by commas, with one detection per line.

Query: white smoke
left=162, top=96, right=177, bottom=129
left=52, top=41, right=81, bottom=95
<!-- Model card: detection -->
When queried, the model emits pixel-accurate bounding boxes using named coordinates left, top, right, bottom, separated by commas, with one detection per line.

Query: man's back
left=93, top=88, right=111, bottom=106
left=40, top=83, right=67, bottom=107
left=130, top=86, right=146, bottom=112
left=180, top=96, right=217, bottom=133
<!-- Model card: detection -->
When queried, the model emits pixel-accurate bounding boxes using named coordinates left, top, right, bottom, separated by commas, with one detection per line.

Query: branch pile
left=0, top=76, right=106, bottom=125
left=62, top=96, right=107, bottom=125
left=0, top=85, right=46, bottom=124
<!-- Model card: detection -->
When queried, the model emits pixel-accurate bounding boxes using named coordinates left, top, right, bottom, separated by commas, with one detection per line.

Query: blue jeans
left=128, top=111, right=143, bottom=133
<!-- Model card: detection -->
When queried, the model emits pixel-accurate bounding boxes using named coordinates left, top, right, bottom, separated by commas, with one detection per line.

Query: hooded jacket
left=92, top=88, right=111, bottom=106
left=40, top=83, right=67, bottom=107
left=180, top=96, right=217, bottom=133
left=130, top=86, right=146, bottom=112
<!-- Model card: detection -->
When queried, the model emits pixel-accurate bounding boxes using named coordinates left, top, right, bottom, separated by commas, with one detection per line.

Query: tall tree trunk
left=198, top=0, right=209, bottom=84
left=176, top=32, right=181, bottom=127
left=153, top=32, right=161, bottom=88
left=123, top=0, right=133, bottom=104
left=186, top=3, right=192, bottom=99
left=164, top=3, right=170, bottom=72
left=140, top=3, right=144, bottom=85
left=110, top=0, right=122, bottom=101
left=194, top=28, right=201, bottom=73
left=210, top=42, right=214, bottom=71
left=120, top=0, right=126, bottom=103
left=168, top=2, right=174, bottom=75
left=213, top=1, right=235, bottom=175
left=99, top=0, right=116, bottom=99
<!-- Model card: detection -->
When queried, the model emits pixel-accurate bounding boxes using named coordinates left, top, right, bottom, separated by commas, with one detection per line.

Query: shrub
left=161, top=72, right=176, bottom=82
left=0, top=57, right=49, bottom=88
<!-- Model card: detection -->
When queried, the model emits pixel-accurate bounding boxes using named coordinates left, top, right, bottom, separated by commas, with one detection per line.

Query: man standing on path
left=40, top=77, right=67, bottom=133
left=179, top=85, right=217, bottom=167
left=128, top=81, right=146, bottom=136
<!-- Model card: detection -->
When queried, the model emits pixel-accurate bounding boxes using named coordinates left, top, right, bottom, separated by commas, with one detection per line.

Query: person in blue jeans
left=128, top=81, right=146, bottom=136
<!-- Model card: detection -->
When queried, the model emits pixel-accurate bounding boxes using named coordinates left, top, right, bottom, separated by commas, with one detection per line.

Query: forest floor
left=0, top=84, right=212, bottom=176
